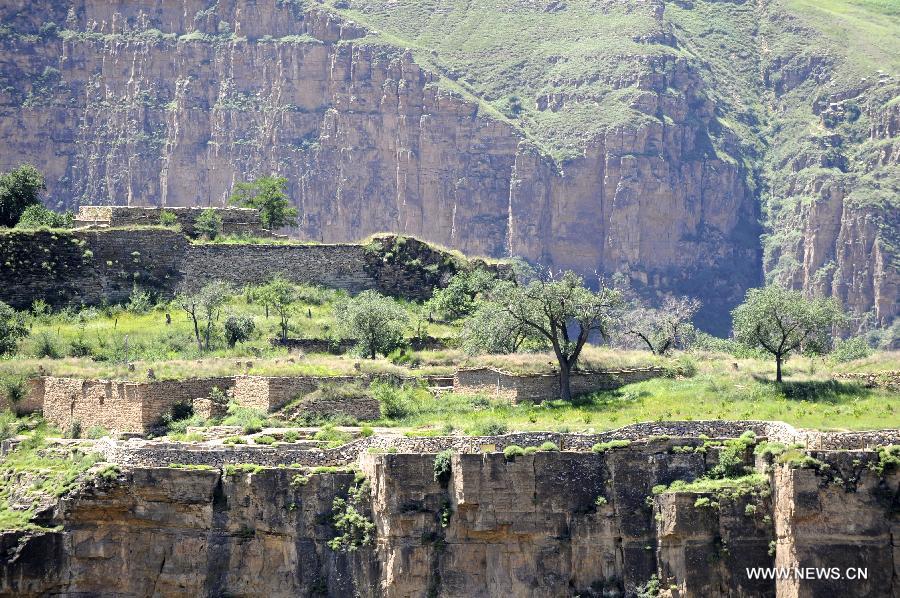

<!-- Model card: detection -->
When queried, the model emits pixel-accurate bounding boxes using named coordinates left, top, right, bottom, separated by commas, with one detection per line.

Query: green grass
left=371, top=353, right=899, bottom=433
left=0, top=418, right=103, bottom=530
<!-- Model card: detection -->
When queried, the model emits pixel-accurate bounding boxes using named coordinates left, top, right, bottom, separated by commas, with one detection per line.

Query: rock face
left=0, top=0, right=896, bottom=332
left=2, top=443, right=898, bottom=597
left=0, top=0, right=763, bottom=332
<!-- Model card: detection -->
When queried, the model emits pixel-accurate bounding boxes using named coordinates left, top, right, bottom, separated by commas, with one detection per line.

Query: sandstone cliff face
left=0, top=0, right=762, bottom=332
left=1, top=445, right=898, bottom=597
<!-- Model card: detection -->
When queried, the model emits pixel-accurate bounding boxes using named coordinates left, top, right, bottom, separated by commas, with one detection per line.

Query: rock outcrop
left=2, top=439, right=898, bottom=597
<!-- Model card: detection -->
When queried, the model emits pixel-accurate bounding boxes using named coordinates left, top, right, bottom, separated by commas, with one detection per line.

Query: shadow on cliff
left=751, top=376, right=872, bottom=402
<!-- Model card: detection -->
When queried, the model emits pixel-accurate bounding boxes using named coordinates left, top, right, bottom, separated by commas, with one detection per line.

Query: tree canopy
left=229, top=175, right=298, bottom=230
left=336, top=290, right=409, bottom=359
left=0, top=164, right=45, bottom=228
left=487, top=271, right=623, bottom=401
left=732, top=285, right=845, bottom=382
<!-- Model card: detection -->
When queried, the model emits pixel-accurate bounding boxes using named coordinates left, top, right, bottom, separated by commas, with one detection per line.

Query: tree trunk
left=776, top=355, right=783, bottom=383
left=558, top=360, right=572, bottom=402
left=192, top=315, right=202, bottom=352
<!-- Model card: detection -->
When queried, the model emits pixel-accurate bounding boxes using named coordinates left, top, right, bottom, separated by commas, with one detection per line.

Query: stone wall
left=0, top=229, right=476, bottom=309
left=232, top=375, right=364, bottom=412
left=180, top=243, right=377, bottom=294
left=453, top=366, right=666, bottom=402
left=0, top=228, right=188, bottom=309
left=74, top=206, right=265, bottom=238
left=40, top=376, right=234, bottom=434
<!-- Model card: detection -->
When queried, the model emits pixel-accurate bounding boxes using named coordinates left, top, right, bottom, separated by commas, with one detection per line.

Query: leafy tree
left=426, top=269, right=498, bottom=321
left=14, top=204, right=73, bottom=229
left=460, top=302, right=543, bottom=355
left=488, top=271, right=623, bottom=401
left=177, top=282, right=232, bottom=351
left=336, top=290, right=409, bottom=359
left=732, top=285, right=845, bottom=382
left=624, top=296, right=700, bottom=355
left=194, top=208, right=223, bottom=240
left=0, top=164, right=45, bottom=227
left=229, top=175, right=298, bottom=229
left=0, top=301, right=27, bottom=356
left=224, top=314, right=256, bottom=348
left=258, top=277, right=299, bottom=341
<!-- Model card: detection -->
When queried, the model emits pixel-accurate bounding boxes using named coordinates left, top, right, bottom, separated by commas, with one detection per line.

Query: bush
left=372, top=382, right=420, bottom=419
left=221, top=402, right=268, bottom=434
left=67, top=420, right=82, bottom=439
left=475, top=420, right=508, bottom=436
left=1, top=376, right=27, bottom=406
left=223, top=436, right=246, bottom=445
left=0, top=301, right=27, bottom=355
left=224, top=314, right=255, bottom=348
left=14, top=204, right=73, bottom=229
left=538, top=441, right=560, bottom=452
left=433, top=449, right=452, bottom=485
left=254, top=434, right=276, bottom=445
left=33, top=332, right=62, bottom=358
left=283, top=430, right=299, bottom=442
left=159, top=210, right=178, bottom=226
left=360, top=426, right=374, bottom=438
left=592, top=439, right=631, bottom=453
left=830, top=336, right=872, bottom=363
left=68, top=335, right=94, bottom=358
left=503, top=444, right=525, bottom=460
left=314, top=425, right=352, bottom=444
left=126, top=287, right=153, bottom=314
left=194, top=208, right=223, bottom=240
left=86, top=426, right=109, bottom=439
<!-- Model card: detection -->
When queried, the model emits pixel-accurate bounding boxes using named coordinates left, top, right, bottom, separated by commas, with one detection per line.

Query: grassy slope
left=326, top=0, right=671, bottom=160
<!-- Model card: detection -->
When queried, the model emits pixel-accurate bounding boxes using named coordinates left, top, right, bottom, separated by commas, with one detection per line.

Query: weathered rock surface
left=2, top=441, right=898, bottom=597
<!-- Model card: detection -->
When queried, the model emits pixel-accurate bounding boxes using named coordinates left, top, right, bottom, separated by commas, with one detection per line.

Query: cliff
left=0, top=0, right=897, bottom=333
left=1, top=439, right=898, bottom=597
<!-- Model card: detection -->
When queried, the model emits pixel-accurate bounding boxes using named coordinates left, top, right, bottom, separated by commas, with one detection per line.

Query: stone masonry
left=453, top=366, right=667, bottom=402
left=74, top=206, right=266, bottom=238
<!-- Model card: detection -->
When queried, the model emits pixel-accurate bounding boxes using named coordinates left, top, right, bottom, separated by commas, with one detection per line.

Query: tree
left=15, top=204, right=73, bottom=229
left=224, top=314, right=256, bottom=348
left=488, top=271, right=623, bottom=401
left=460, top=302, right=544, bottom=355
left=426, top=269, right=499, bottom=322
left=625, top=296, right=701, bottom=355
left=258, top=277, right=298, bottom=341
left=194, top=208, right=223, bottom=240
left=229, top=175, right=298, bottom=229
left=336, top=291, right=409, bottom=359
left=0, top=164, right=45, bottom=227
left=0, top=301, right=27, bottom=356
left=732, top=285, right=845, bottom=382
left=177, top=282, right=232, bottom=352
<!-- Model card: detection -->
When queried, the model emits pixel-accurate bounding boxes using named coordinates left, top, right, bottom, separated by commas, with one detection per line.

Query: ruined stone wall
left=40, top=376, right=234, bottom=434
left=75, top=206, right=265, bottom=238
left=0, top=229, right=468, bottom=309
left=0, top=228, right=188, bottom=309
left=232, top=375, right=364, bottom=412
left=453, top=367, right=666, bottom=402
left=180, top=243, right=376, bottom=294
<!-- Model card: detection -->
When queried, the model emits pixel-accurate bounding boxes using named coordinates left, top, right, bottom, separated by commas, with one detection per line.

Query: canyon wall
left=0, top=0, right=764, bottom=332
left=1, top=443, right=897, bottom=597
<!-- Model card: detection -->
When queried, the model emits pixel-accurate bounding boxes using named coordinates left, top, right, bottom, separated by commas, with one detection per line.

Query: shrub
left=159, top=210, right=178, bottom=226
left=14, top=204, right=73, bottom=229
left=86, top=426, right=109, bottom=439
left=503, top=444, right=525, bottom=460
left=224, top=314, right=255, bottom=347
left=34, top=332, right=62, bottom=358
left=523, top=446, right=538, bottom=455
left=126, top=287, right=153, bottom=314
left=360, top=426, right=374, bottom=438
left=433, top=450, right=452, bottom=485
left=194, top=208, right=223, bottom=240
left=314, top=425, right=352, bottom=444
left=328, top=480, right=375, bottom=552
left=538, top=441, right=560, bottom=452
left=67, top=420, right=82, bottom=439
left=709, top=431, right=756, bottom=479
left=595, top=495, right=608, bottom=507
left=283, top=430, right=299, bottom=443
left=222, top=401, right=268, bottom=434
left=830, top=336, right=872, bottom=363
left=1, top=376, right=27, bottom=406
left=223, top=436, right=246, bottom=445
left=372, top=382, right=415, bottom=419
left=68, top=335, right=94, bottom=358
left=254, top=434, right=276, bottom=445
left=475, top=420, right=508, bottom=436
left=0, top=301, right=27, bottom=355
left=591, top=439, right=631, bottom=453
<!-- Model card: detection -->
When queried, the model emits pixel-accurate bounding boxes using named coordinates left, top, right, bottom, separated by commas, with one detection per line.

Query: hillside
left=0, top=0, right=896, bottom=334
